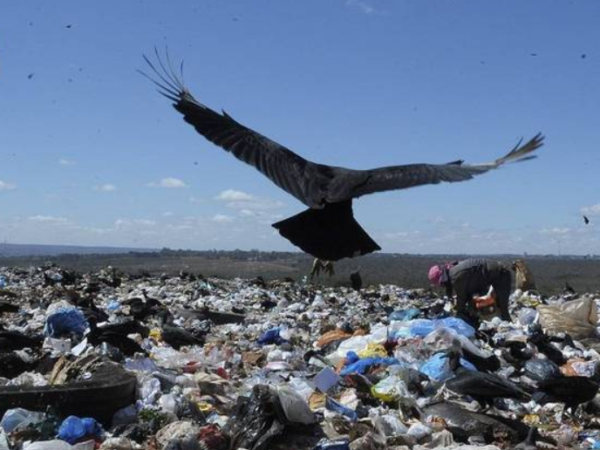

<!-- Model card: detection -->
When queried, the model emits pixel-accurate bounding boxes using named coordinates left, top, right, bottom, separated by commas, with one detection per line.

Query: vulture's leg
left=272, top=200, right=381, bottom=261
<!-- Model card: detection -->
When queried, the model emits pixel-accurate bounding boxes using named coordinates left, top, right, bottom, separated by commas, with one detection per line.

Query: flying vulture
left=142, top=52, right=544, bottom=261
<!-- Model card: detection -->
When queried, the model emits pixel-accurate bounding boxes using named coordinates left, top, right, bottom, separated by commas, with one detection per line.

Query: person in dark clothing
left=428, top=258, right=512, bottom=326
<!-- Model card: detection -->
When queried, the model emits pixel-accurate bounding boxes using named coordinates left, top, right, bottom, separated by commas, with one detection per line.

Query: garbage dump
left=0, top=264, right=599, bottom=449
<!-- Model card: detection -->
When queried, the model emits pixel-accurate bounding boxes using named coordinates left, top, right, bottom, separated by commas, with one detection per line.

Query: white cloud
left=94, top=184, right=117, bottom=192
left=59, top=158, right=76, bottom=166
left=189, top=196, right=205, bottom=204
left=216, top=189, right=254, bottom=201
left=346, top=0, right=375, bottom=14
left=148, top=177, right=187, bottom=189
left=212, top=214, right=234, bottom=223
left=581, top=203, right=600, bottom=216
left=540, top=227, right=571, bottom=235
left=115, top=218, right=156, bottom=228
left=28, top=215, right=68, bottom=224
left=215, top=189, right=285, bottom=211
left=0, top=180, right=16, bottom=191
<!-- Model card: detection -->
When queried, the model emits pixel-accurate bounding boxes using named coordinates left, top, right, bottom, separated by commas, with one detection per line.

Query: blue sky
left=1, top=0, right=599, bottom=254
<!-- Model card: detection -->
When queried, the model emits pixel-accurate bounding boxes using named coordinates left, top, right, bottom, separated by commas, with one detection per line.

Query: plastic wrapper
left=371, top=374, right=411, bottom=404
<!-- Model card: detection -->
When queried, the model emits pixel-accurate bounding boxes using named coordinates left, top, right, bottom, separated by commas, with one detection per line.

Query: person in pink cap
left=428, top=258, right=512, bottom=326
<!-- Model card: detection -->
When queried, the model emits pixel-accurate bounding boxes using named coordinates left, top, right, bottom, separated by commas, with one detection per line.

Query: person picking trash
left=428, top=258, right=512, bottom=327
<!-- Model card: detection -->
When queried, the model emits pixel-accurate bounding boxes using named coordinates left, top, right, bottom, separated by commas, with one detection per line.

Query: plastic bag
left=325, top=397, right=357, bottom=421
left=408, top=317, right=475, bottom=338
left=0, top=408, right=44, bottom=433
left=538, top=297, right=598, bottom=339
left=222, top=384, right=286, bottom=450
left=340, top=355, right=401, bottom=376
left=389, top=308, right=421, bottom=321
left=44, top=308, right=88, bottom=338
left=523, top=358, right=561, bottom=382
left=357, top=343, right=388, bottom=359
left=276, top=387, right=316, bottom=425
left=371, top=375, right=411, bottom=403
left=257, top=327, right=287, bottom=345
left=419, top=353, right=476, bottom=382
left=58, top=416, right=103, bottom=445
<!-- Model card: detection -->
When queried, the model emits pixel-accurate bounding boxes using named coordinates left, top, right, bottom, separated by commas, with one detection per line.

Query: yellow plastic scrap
left=371, top=385, right=396, bottom=403
left=358, top=343, right=388, bottom=359
left=520, top=295, right=541, bottom=307
left=197, top=401, right=214, bottom=413
left=523, top=414, right=540, bottom=426
left=149, top=328, right=162, bottom=341
left=309, top=392, right=326, bottom=410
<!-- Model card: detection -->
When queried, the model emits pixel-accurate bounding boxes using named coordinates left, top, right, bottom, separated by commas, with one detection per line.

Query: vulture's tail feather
left=139, top=47, right=186, bottom=102
left=494, top=132, right=544, bottom=165
left=273, top=201, right=381, bottom=261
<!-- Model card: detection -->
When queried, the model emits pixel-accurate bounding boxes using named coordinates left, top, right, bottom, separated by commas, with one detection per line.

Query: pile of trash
left=0, top=263, right=599, bottom=449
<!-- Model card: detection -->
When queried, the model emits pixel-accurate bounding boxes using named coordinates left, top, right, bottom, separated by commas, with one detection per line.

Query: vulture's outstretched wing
left=350, top=133, right=544, bottom=199
left=142, top=51, right=543, bottom=207
left=141, top=52, right=331, bottom=208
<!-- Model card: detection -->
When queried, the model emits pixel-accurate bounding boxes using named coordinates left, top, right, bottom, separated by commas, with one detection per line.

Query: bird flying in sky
left=584, top=215, right=590, bottom=225
left=142, top=51, right=544, bottom=261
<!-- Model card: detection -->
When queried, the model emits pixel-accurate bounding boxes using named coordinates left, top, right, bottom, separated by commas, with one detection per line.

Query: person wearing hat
left=428, top=258, right=512, bottom=326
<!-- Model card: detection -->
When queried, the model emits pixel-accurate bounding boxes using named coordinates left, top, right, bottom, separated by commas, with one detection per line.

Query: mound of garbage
left=0, top=264, right=599, bottom=449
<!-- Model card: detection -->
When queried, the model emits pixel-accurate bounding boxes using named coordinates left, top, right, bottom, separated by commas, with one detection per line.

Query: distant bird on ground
left=584, top=215, right=590, bottom=225
left=142, top=51, right=544, bottom=261
left=564, top=282, right=576, bottom=295
left=350, top=270, right=363, bottom=291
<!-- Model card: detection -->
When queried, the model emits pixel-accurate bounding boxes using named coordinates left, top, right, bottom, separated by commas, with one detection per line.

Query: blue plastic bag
left=408, top=317, right=475, bottom=338
left=58, top=416, right=103, bottom=444
left=44, top=308, right=88, bottom=338
left=257, top=327, right=287, bottom=345
left=0, top=276, right=6, bottom=288
left=325, top=397, right=357, bottom=421
left=340, top=355, right=401, bottom=376
left=419, top=353, right=477, bottom=382
left=389, top=308, right=421, bottom=321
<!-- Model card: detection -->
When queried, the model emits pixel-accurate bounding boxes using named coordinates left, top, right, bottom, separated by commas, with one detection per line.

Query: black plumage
left=0, top=330, right=43, bottom=351
left=584, top=215, right=590, bottom=225
left=564, top=282, right=576, bottom=295
left=87, top=318, right=147, bottom=356
left=142, top=51, right=544, bottom=261
left=445, top=351, right=530, bottom=409
left=500, top=341, right=534, bottom=370
left=161, top=325, right=205, bottom=350
left=0, top=300, right=19, bottom=314
left=0, top=352, right=38, bottom=378
left=350, top=270, right=363, bottom=291
left=528, top=328, right=567, bottom=366
left=534, top=371, right=600, bottom=413
left=461, top=347, right=501, bottom=373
